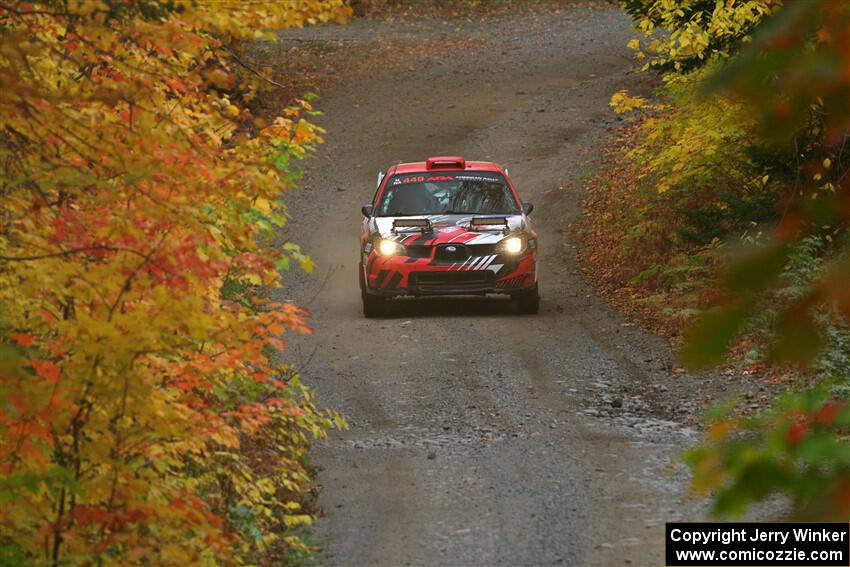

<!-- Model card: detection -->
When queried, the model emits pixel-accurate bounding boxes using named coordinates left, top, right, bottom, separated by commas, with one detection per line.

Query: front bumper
left=362, top=250, right=537, bottom=297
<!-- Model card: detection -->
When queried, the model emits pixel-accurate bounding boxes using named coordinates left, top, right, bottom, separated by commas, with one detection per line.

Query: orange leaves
left=0, top=0, right=347, bottom=561
left=264, top=397, right=304, bottom=417
left=706, top=418, right=739, bottom=441
left=11, top=333, right=33, bottom=346
left=815, top=25, right=831, bottom=45
left=262, top=302, right=311, bottom=336
left=163, top=77, right=188, bottom=95
left=785, top=419, right=809, bottom=447
left=71, top=505, right=118, bottom=527
left=30, top=359, right=60, bottom=383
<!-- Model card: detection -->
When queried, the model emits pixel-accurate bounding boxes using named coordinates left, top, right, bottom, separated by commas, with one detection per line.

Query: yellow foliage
left=0, top=0, right=348, bottom=564
left=624, top=0, right=781, bottom=72
left=610, top=90, right=651, bottom=114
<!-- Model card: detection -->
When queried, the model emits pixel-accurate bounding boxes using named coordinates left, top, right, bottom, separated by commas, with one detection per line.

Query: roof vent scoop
left=425, top=156, right=466, bottom=170
left=470, top=217, right=508, bottom=230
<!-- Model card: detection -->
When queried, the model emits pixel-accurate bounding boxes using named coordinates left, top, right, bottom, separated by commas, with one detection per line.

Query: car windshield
left=375, top=171, right=520, bottom=216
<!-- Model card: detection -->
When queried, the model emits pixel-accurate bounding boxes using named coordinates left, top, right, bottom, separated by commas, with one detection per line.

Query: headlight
left=502, top=236, right=524, bottom=254
left=377, top=238, right=404, bottom=256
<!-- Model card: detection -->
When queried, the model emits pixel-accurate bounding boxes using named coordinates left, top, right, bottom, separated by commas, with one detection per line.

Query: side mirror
left=522, top=202, right=534, bottom=215
left=361, top=204, right=373, bottom=217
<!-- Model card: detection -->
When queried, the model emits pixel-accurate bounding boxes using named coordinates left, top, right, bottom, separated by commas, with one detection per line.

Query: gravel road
left=273, top=5, right=705, bottom=566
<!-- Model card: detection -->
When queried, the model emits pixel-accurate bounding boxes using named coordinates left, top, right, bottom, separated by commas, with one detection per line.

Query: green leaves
left=725, top=243, right=790, bottom=295
left=681, top=243, right=790, bottom=368
left=0, top=467, right=79, bottom=504
left=621, top=0, right=850, bottom=523
left=770, top=304, right=824, bottom=366
left=681, top=305, right=751, bottom=369
left=687, top=386, right=850, bottom=520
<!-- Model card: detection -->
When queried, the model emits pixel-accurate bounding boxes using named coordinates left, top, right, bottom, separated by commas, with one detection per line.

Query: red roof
left=374, top=156, right=518, bottom=204
left=392, top=159, right=503, bottom=174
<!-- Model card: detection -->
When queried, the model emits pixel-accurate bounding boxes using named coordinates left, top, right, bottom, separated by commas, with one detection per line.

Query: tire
left=513, top=283, right=539, bottom=315
left=362, top=291, right=385, bottom=318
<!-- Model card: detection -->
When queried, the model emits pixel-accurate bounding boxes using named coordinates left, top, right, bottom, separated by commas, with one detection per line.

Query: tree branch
left=221, top=46, right=288, bottom=91
left=0, top=246, right=147, bottom=262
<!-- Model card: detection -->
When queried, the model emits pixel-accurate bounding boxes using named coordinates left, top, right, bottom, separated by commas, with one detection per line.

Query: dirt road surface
left=275, top=6, right=704, bottom=566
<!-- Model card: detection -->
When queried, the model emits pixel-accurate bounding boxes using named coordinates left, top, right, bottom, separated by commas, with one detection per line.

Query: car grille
left=410, top=271, right=495, bottom=292
left=408, top=243, right=500, bottom=262
left=468, top=243, right=498, bottom=256
left=434, top=244, right=468, bottom=262
left=405, top=245, right=432, bottom=259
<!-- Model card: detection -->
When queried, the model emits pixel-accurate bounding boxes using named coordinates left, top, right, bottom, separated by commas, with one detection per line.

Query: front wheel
left=512, top=283, right=539, bottom=315
left=362, top=291, right=385, bottom=318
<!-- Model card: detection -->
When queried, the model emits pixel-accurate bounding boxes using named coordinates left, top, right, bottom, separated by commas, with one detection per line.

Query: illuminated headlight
left=377, top=238, right=404, bottom=256
left=502, top=236, right=524, bottom=254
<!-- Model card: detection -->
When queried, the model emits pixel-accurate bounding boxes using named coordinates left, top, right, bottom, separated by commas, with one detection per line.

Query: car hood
left=371, top=214, right=526, bottom=246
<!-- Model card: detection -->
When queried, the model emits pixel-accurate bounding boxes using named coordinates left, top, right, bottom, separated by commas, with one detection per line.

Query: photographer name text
left=670, top=527, right=848, bottom=547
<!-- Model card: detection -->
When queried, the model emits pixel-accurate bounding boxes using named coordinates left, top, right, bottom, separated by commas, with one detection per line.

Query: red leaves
left=6, top=393, right=29, bottom=414
left=118, top=106, right=133, bottom=124
left=785, top=400, right=847, bottom=447
left=154, top=44, right=174, bottom=58
left=814, top=400, right=845, bottom=427
left=266, top=398, right=303, bottom=417
left=71, top=505, right=115, bottom=527
left=11, top=333, right=34, bottom=346
left=71, top=505, right=152, bottom=533
left=227, top=397, right=305, bottom=433
left=30, top=359, right=61, bottom=382
left=786, top=419, right=809, bottom=446
left=163, top=77, right=188, bottom=94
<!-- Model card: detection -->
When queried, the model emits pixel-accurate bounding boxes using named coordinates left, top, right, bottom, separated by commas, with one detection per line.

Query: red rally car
left=359, top=156, right=539, bottom=317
